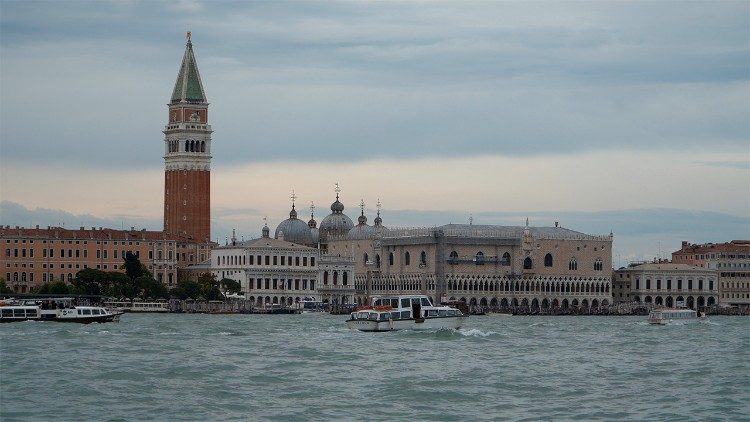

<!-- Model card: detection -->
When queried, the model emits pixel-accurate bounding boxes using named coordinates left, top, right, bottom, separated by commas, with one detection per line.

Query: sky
left=1, top=0, right=749, bottom=265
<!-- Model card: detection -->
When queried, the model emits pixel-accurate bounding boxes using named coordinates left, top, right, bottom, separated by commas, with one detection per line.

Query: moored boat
left=346, top=295, right=467, bottom=332
left=103, top=300, right=170, bottom=313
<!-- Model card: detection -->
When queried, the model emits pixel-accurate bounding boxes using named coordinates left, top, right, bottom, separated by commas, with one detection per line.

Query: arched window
left=594, top=259, right=603, bottom=271
left=569, top=259, right=578, bottom=271
left=375, top=254, right=381, bottom=268
left=323, top=271, right=328, bottom=285
left=389, top=252, right=394, bottom=266
left=420, top=251, right=427, bottom=266
left=364, top=253, right=369, bottom=264
left=544, top=253, right=553, bottom=267
left=333, top=271, right=338, bottom=285
left=21, top=272, right=26, bottom=282
left=404, top=252, right=410, bottom=266
left=501, top=252, right=511, bottom=266
left=475, top=251, right=485, bottom=265
left=343, top=272, right=348, bottom=286
left=523, top=257, right=532, bottom=270
left=449, top=251, right=458, bottom=263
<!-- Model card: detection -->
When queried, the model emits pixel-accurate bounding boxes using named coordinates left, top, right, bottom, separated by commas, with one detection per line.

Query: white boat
left=103, top=301, right=170, bottom=313
left=346, top=295, right=467, bottom=332
left=0, top=301, right=121, bottom=324
left=648, top=308, right=703, bottom=325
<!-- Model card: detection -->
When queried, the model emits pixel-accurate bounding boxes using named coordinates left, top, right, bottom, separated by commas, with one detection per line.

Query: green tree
left=0, top=278, right=14, bottom=294
left=37, top=281, right=71, bottom=295
left=137, top=276, right=169, bottom=299
left=220, top=278, right=242, bottom=295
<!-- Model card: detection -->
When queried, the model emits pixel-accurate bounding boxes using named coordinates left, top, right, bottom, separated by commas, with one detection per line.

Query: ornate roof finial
left=525, top=217, right=529, bottom=227
left=376, top=199, right=381, bottom=216
left=469, top=214, right=473, bottom=226
left=310, top=201, right=315, bottom=218
left=290, top=189, right=297, bottom=209
left=334, top=182, right=341, bottom=199
left=186, top=31, right=192, bottom=43
left=360, top=199, right=366, bottom=216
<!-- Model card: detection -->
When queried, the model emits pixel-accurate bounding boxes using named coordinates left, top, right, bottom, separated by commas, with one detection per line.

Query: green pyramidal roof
left=171, top=39, right=206, bottom=103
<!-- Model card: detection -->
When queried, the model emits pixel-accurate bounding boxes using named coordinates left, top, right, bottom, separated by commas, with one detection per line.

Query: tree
left=123, top=252, right=145, bottom=299
left=0, top=278, right=13, bottom=295
left=124, top=252, right=144, bottom=280
left=137, top=276, right=169, bottom=299
left=220, top=278, right=242, bottom=295
left=36, top=281, right=71, bottom=295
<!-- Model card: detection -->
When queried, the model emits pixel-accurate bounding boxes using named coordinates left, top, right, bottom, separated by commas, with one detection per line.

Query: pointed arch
left=544, top=253, right=553, bottom=267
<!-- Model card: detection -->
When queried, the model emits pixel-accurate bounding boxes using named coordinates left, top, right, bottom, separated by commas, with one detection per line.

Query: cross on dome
left=290, top=189, right=297, bottom=209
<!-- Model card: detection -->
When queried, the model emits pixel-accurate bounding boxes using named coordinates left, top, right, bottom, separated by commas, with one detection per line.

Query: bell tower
left=163, top=32, right=212, bottom=243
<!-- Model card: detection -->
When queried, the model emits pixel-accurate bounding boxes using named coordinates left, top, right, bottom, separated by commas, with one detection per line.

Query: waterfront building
left=672, top=240, right=750, bottom=308
left=611, top=268, right=632, bottom=304
left=0, top=226, right=211, bottom=292
left=613, top=262, right=717, bottom=309
left=211, top=225, right=319, bottom=307
left=317, top=254, right=356, bottom=306
left=327, top=218, right=614, bottom=310
left=163, top=32, right=212, bottom=244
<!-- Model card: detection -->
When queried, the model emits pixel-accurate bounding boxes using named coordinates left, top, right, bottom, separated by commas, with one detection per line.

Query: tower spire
left=171, top=32, right=206, bottom=104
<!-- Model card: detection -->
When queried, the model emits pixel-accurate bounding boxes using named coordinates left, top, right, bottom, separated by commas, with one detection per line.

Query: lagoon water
left=1, top=314, right=748, bottom=421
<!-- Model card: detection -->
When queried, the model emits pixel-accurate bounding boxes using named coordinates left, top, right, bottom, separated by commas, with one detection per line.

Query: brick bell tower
left=163, top=32, right=211, bottom=243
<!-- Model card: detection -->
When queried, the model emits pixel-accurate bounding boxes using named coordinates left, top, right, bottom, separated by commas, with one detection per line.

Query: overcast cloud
left=1, top=1, right=748, bottom=263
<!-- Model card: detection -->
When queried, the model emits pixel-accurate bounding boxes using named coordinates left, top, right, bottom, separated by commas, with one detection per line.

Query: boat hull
left=346, top=316, right=467, bottom=332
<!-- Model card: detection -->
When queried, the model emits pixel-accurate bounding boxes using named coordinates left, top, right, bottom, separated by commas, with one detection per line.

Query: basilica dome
left=319, top=193, right=354, bottom=243
left=348, top=212, right=375, bottom=240
left=275, top=205, right=314, bottom=245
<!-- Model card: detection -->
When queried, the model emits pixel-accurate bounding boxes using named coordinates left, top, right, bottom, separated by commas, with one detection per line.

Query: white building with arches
left=211, top=225, right=319, bottom=307
left=613, top=262, right=717, bottom=309
left=327, top=221, right=614, bottom=310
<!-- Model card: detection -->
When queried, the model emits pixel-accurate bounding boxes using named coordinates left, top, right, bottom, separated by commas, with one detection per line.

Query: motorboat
left=0, top=299, right=122, bottom=323
left=346, top=295, right=467, bottom=332
left=648, top=308, right=703, bottom=325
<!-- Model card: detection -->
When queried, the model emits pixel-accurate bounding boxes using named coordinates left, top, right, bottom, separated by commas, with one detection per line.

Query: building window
left=501, top=252, right=511, bottom=266
left=404, top=252, right=410, bottom=266
left=310, top=257, right=315, bottom=266
left=364, top=253, right=369, bottom=264
left=568, top=259, right=577, bottom=271
left=544, top=253, right=553, bottom=267
left=389, top=253, right=394, bottom=266
left=420, top=251, right=427, bottom=266
left=523, top=257, right=532, bottom=270
left=475, top=252, right=485, bottom=265
left=376, top=254, right=381, bottom=268
left=594, top=259, right=603, bottom=271
left=646, top=279, right=651, bottom=290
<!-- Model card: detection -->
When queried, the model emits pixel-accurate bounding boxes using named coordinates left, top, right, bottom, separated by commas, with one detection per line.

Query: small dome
left=308, top=217, right=317, bottom=228
left=320, top=213, right=354, bottom=242
left=348, top=223, right=376, bottom=240
left=275, top=217, right=313, bottom=245
left=289, top=206, right=298, bottom=219
left=331, top=198, right=344, bottom=213
left=262, top=224, right=270, bottom=238
left=358, top=213, right=367, bottom=225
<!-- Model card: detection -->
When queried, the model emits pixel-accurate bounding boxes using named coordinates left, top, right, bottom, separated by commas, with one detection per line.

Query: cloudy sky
left=1, top=0, right=748, bottom=265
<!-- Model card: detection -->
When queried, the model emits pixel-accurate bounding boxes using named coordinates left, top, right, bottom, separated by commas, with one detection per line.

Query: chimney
left=131, top=226, right=135, bottom=231
left=555, top=222, right=559, bottom=227
left=80, top=226, right=84, bottom=230
left=35, top=225, right=39, bottom=229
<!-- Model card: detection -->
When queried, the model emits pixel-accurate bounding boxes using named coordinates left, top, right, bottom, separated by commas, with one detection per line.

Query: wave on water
left=458, top=328, right=498, bottom=338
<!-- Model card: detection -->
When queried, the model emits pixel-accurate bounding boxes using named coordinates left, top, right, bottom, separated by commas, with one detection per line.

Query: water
left=1, top=315, right=748, bottom=421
